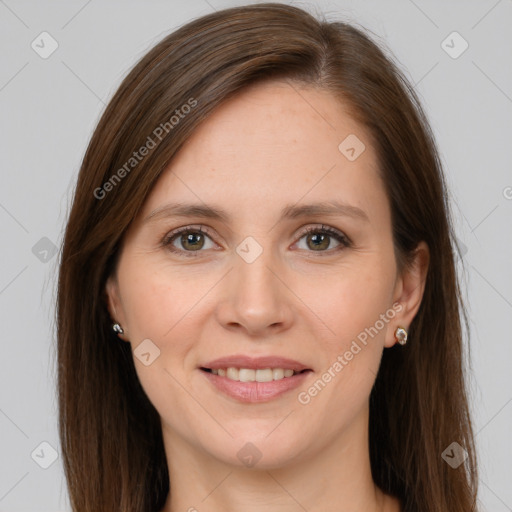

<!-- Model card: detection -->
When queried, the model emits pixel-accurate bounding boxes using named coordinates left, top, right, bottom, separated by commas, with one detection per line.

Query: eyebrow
left=144, top=200, right=369, bottom=224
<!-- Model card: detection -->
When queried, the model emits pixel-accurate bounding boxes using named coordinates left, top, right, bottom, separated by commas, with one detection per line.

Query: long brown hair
left=56, top=3, right=478, bottom=511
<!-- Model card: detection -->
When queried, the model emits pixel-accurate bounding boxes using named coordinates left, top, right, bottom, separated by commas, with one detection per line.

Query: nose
left=215, top=247, right=294, bottom=337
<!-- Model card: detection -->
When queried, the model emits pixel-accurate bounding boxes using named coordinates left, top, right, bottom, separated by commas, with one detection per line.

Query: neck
left=159, top=406, right=401, bottom=512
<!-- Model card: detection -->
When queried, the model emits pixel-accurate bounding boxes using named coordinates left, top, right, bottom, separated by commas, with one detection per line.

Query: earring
left=112, top=323, right=124, bottom=335
left=394, top=326, right=408, bottom=345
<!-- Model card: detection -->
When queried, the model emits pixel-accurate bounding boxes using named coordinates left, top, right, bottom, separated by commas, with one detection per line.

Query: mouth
left=200, top=367, right=310, bottom=382
left=199, top=356, right=313, bottom=403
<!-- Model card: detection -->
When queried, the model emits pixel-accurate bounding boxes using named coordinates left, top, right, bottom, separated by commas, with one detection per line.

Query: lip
left=199, top=355, right=312, bottom=403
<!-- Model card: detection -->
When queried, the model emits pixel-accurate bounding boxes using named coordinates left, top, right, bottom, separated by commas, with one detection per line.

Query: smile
left=201, top=367, right=305, bottom=382
left=199, top=356, right=313, bottom=403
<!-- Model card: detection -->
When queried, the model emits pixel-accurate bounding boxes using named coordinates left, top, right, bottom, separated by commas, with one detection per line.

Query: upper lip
left=201, top=355, right=311, bottom=372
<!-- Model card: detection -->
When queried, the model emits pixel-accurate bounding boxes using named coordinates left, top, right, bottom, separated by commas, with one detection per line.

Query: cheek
left=115, top=256, right=222, bottom=387
left=116, top=259, right=206, bottom=421
left=118, top=256, right=204, bottom=342
left=299, top=259, right=395, bottom=350
left=294, top=265, right=395, bottom=427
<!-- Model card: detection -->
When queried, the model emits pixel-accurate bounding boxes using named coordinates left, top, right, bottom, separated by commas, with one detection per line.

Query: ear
left=385, top=241, right=430, bottom=348
left=105, top=275, right=129, bottom=342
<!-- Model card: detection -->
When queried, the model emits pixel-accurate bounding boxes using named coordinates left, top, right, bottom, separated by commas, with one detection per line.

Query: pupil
left=310, top=233, right=328, bottom=250
left=183, top=233, right=203, bottom=250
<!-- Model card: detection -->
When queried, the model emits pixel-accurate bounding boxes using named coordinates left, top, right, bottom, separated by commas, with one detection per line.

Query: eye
left=161, top=224, right=351, bottom=258
left=162, top=226, right=217, bottom=257
left=294, top=224, right=351, bottom=254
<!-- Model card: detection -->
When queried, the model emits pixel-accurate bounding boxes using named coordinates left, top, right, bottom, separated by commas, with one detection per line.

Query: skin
left=106, top=80, right=429, bottom=512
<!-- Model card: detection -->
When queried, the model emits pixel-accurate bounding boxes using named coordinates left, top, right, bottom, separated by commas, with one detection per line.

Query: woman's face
left=107, top=80, right=425, bottom=469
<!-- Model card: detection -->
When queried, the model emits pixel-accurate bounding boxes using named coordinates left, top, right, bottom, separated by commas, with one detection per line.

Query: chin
left=201, top=428, right=308, bottom=470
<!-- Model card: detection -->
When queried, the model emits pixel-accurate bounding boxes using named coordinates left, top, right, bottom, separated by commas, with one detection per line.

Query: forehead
left=139, top=80, right=388, bottom=228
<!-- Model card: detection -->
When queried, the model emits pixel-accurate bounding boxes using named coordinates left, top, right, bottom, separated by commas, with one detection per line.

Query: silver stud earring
left=394, top=326, right=408, bottom=345
left=112, top=323, right=124, bottom=335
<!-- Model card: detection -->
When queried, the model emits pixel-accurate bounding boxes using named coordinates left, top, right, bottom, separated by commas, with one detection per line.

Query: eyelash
left=161, top=224, right=352, bottom=258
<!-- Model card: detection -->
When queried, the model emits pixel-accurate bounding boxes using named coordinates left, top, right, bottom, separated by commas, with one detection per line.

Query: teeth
left=273, top=368, right=284, bottom=380
left=255, top=368, right=273, bottom=382
left=210, top=367, right=300, bottom=382
left=226, top=367, right=239, bottom=380
left=239, top=369, right=255, bottom=382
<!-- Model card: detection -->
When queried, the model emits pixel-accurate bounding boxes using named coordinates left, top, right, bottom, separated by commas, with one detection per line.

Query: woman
left=57, top=3, right=478, bottom=511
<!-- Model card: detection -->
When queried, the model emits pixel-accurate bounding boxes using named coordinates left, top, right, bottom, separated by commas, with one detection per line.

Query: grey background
left=0, top=0, right=511, bottom=510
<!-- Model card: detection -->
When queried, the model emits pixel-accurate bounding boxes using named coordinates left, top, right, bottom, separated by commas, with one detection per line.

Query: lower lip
left=200, top=369, right=311, bottom=403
